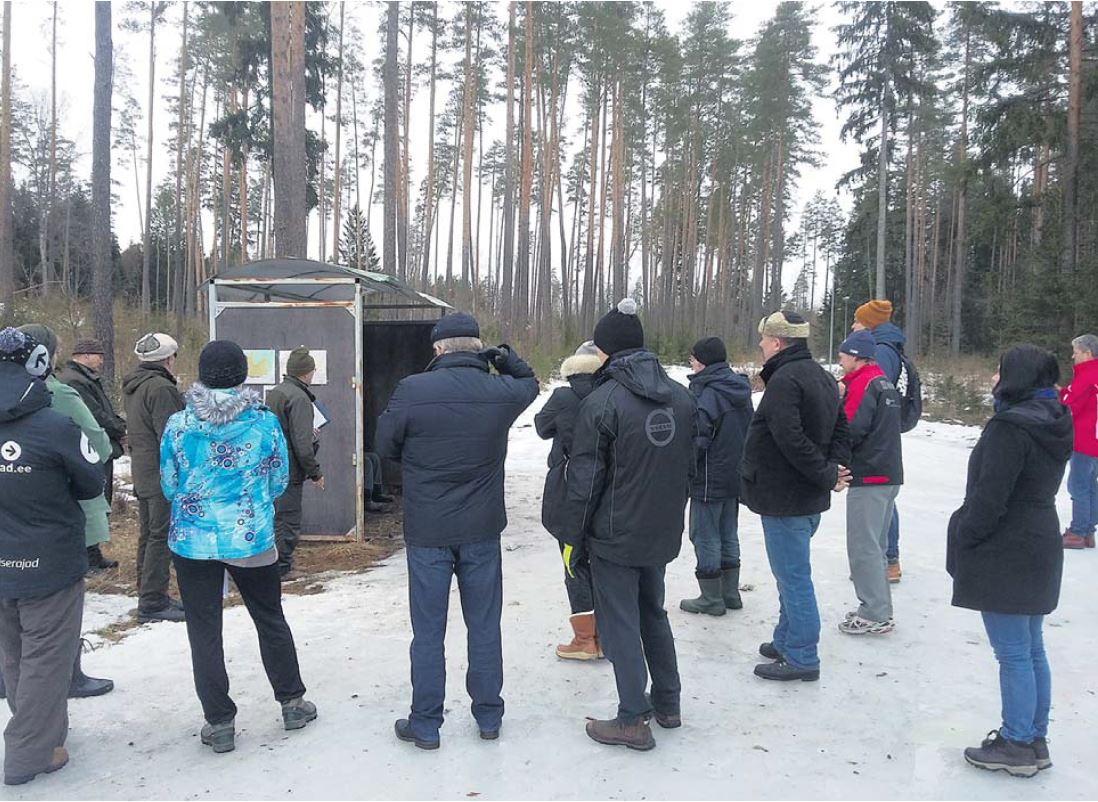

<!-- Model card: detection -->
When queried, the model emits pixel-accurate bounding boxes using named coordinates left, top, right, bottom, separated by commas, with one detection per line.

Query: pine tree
left=339, top=204, right=379, bottom=272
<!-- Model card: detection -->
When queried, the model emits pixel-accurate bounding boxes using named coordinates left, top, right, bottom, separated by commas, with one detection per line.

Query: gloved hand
left=562, top=544, right=578, bottom=579
left=480, top=346, right=506, bottom=369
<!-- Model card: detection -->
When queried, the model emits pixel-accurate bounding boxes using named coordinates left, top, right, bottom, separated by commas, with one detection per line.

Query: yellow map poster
left=243, top=349, right=277, bottom=384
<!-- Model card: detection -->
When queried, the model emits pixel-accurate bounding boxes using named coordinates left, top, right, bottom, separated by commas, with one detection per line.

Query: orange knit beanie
left=854, top=299, right=893, bottom=329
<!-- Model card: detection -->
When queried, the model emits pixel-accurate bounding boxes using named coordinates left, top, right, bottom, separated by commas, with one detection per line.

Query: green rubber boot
left=721, top=565, right=743, bottom=610
left=680, top=576, right=726, bottom=616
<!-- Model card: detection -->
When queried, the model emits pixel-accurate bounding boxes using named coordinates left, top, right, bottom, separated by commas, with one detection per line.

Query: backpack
left=888, top=345, right=923, bottom=433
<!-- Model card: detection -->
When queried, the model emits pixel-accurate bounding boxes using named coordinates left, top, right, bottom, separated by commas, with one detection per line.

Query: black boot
left=372, top=487, right=395, bottom=504
left=69, top=640, right=114, bottom=698
left=964, top=730, right=1039, bottom=778
left=365, top=499, right=388, bottom=513
left=86, top=545, right=118, bottom=574
left=0, top=671, right=5, bottom=700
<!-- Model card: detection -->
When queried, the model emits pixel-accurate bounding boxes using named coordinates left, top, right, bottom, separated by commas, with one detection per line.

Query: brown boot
left=556, top=612, right=603, bottom=661
left=585, top=717, right=656, bottom=751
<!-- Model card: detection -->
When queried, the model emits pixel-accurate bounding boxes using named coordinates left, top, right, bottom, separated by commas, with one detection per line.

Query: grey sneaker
left=838, top=615, right=894, bottom=635
left=1033, top=736, right=1052, bottom=770
left=282, top=697, right=318, bottom=731
left=964, top=730, right=1039, bottom=778
left=200, top=719, right=235, bottom=753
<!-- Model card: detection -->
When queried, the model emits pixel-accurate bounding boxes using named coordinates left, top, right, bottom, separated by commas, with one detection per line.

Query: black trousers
left=103, top=459, right=114, bottom=506
left=559, top=542, right=595, bottom=614
left=173, top=556, right=306, bottom=725
left=274, top=483, right=304, bottom=572
left=590, top=554, right=681, bottom=724
left=137, top=493, right=173, bottom=610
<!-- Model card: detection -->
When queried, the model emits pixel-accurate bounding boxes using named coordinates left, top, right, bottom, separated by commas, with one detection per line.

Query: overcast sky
left=8, top=1, right=860, bottom=294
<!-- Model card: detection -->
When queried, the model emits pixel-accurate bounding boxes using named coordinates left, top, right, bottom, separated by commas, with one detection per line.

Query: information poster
left=279, top=349, right=328, bottom=385
left=243, top=349, right=277, bottom=385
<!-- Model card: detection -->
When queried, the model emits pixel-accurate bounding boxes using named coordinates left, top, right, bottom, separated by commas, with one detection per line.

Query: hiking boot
left=585, top=717, right=656, bottom=751
left=963, top=730, right=1039, bottom=778
left=394, top=718, right=440, bottom=750
left=720, top=565, right=743, bottom=610
left=1063, top=531, right=1088, bottom=549
left=838, top=615, right=894, bottom=636
left=201, top=720, right=235, bottom=754
left=679, top=576, right=726, bottom=616
left=365, top=500, right=389, bottom=514
left=4, top=746, right=68, bottom=786
left=479, top=728, right=500, bottom=741
left=69, top=639, right=114, bottom=698
left=758, top=642, right=781, bottom=660
left=556, top=612, right=602, bottom=661
left=372, top=489, right=395, bottom=504
left=1033, top=736, right=1052, bottom=770
left=138, top=604, right=185, bottom=623
left=281, top=697, right=318, bottom=731
left=754, top=660, right=820, bottom=682
left=887, top=561, right=902, bottom=583
left=86, top=545, right=118, bottom=574
left=643, top=693, right=681, bottom=729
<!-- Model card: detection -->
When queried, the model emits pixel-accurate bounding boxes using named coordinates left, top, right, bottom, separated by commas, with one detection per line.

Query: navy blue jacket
left=870, top=323, right=906, bottom=386
left=688, top=364, right=753, bottom=502
left=557, top=350, right=697, bottom=567
left=535, top=365, right=599, bottom=538
left=375, top=348, right=538, bottom=548
left=0, top=362, right=105, bottom=598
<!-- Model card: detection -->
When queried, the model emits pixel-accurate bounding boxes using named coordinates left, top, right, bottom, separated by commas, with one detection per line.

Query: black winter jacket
left=266, top=375, right=323, bottom=483
left=740, top=344, right=851, bottom=517
left=122, top=363, right=184, bottom=499
left=841, top=364, right=903, bottom=486
left=57, top=360, right=127, bottom=459
left=947, top=396, right=1072, bottom=615
left=0, top=362, right=105, bottom=598
left=375, top=348, right=538, bottom=548
left=557, top=349, right=697, bottom=567
left=535, top=352, right=602, bottom=538
left=689, top=364, right=753, bottom=502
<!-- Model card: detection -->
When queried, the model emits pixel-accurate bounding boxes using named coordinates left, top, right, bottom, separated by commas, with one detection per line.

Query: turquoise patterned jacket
left=160, top=384, right=289, bottom=560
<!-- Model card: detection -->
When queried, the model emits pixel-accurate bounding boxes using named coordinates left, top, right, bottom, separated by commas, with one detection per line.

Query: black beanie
left=593, top=299, right=644, bottom=356
left=691, top=336, right=727, bottom=366
left=431, top=312, right=480, bottom=344
left=199, top=340, right=248, bottom=389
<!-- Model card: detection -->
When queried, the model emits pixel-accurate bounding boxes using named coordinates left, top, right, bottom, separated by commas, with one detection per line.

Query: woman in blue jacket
left=160, top=341, right=316, bottom=754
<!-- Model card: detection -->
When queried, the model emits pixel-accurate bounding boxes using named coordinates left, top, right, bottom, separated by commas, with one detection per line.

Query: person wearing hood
left=13, top=325, right=114, bottom=699
left=852, top=300, right=906, bottom=583
left=536, top=340, right=605, bottom=661
left=0, top=328, right=105, bottom=786
left=679, top=337, right=753, bottom=616
left=742, top=312, right=851, bottom=682
left=375, top=313, right=538, bottom=750
left=160, top=340, right=316, bottom=754
left=948, top=345, right=1072, bottom=778
left=558, top=300, right=696, bottom=752
left=1058, top=333, right=1098, bottom=549
left=122, top=333, right=185, bottom=623
left=836, top=330, right=902, bottom=637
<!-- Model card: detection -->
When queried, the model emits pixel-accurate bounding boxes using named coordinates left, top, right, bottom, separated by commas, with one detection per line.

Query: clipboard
left=312, top=400, right=332, bottom=430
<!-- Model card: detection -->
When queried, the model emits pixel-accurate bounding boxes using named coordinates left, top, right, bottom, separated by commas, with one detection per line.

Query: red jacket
left=1060, top=358, right=1098, bottom=457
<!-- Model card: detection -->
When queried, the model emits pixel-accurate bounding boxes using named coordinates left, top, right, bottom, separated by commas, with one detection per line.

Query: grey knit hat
left=758, top=311, right=810, bottom=339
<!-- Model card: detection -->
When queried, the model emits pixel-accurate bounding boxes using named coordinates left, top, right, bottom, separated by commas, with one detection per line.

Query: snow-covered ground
left=6, top=374, right=1098, bottom=800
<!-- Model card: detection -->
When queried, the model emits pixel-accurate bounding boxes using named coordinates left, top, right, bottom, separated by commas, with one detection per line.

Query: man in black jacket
left=122, top=333, right=185, bottom=623
left=558, top=299, right=696, bottom=752
left=375, top=313, right=538, bottom=750
left=742, top=311, right=851, bottom=682
left=266, top=347, right=325, bottom=578
left=0, top=328, right=105, bottom=786
left=535, top=340, right=604, bottom=661
left=679, top=337, right=753, bottom=616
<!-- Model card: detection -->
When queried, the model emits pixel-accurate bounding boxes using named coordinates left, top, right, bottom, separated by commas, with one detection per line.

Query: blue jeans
left=981, top=612, right=1051, bottom=743
left=886, top=506, right=900, bottom=562
left=689, top=499, right=741, bottom=576
left=761, top=515, right=821, bottom=670
left=405, top=539, right=504, bottom=740
left=1067, top=452, right=1098, bottom=536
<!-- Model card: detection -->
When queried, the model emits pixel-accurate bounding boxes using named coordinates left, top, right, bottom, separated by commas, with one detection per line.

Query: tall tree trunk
left=500, top=2, right=516, bottom=325
left=382, top=1, right=399, bottom=274
left=1062, top=0, right=1082, bottom=276
left=875, top=101, right=888, bottom=300
left=420, top=4, right=438, bottom=288
left=398, top=4, right=412, bottom=280
left=271, top=1, right=307, bottom=258
left=515, top=2, right=535, bottom=322
left=950, top=27, right=971, bottom=357
left=460, top=4, right=475, bottom=287
left=43, top=2, right=58, bottom=298
left=331, top=3, right=344, bottom=263
left=140, top=2, right=157, bottom=313
left=92, top=2, right=115, bottom=380
left=0, top=1, right=12, bottom=319
left=239, top=86, right=249, bottom=264
left=172, top=2, right=188, bottom=329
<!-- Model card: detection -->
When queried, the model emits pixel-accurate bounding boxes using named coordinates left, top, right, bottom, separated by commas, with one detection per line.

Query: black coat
left=688, top=363, right=753, bottom=502
left=740, top=344, right=851, bottom=517
left=266, top=375, right=322, bottom=484
left=842, top=364, right=903, bottom=487
left=557, top=349, right=697, bottom=567
left=375, top=348, right=538, bottom=548
left=535, top=358, right=600, bottom=538
left=57, top=360, right=127, bottom=459
left=122, top=363, right=184, bottom=499
left=947, top=396, right=1072, bottom=615
left=0, top=363, right=105, bottom=599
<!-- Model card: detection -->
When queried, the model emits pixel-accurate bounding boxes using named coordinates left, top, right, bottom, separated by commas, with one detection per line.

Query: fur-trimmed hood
left=183, top=383, right=263, bottom=425
left=561, top=353, right=602, bottom=380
